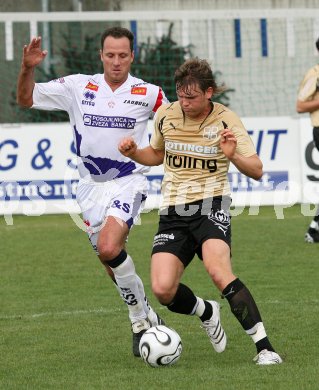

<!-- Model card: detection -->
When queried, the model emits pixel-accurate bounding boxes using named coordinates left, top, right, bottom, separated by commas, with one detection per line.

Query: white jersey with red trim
left=32, top=73, right=168, bottom=181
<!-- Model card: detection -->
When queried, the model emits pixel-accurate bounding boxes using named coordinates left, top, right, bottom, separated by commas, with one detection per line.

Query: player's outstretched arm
left=296, top=99, right=319, bottom=114
left=220, top=129, right=263, bottom=180
left=118, top=137, right=164, bottom=166
left=17, top=36, right=48, bottom=107
left=230, top=153, right=263, bottom=181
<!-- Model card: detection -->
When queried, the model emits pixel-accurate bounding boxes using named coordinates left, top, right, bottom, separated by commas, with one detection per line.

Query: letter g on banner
left=0, top=140, right=18, bottom=170
left=305, top=141, right=319, bottom=181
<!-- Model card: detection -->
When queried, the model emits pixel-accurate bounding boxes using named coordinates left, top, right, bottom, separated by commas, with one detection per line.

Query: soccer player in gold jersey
left=119, top=58, right=282, bottom=365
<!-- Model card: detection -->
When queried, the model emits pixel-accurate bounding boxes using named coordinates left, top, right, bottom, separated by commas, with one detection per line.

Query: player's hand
left=220, top=128, right=237, bottom=159
left=118, top=136, right=137, bottom=157
left=22, top=37, right=48, bottom=69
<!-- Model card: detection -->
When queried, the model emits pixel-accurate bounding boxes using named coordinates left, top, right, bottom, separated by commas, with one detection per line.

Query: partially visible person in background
left=16, top=26, right=168, bottom=357
left=296, top=37, right=319, bottom=243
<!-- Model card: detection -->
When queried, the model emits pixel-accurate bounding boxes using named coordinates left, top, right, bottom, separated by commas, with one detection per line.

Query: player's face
left=177, top=84, right=213, bottom=120
left=100, top=36, right=134, bottom=88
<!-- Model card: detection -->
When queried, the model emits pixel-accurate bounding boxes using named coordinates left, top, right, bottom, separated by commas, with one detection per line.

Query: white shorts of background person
left=76, top=173, right=148, bottom=251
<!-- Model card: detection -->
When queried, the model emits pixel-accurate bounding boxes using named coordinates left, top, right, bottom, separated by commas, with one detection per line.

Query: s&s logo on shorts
left=207, top=209, right=230, bottom=236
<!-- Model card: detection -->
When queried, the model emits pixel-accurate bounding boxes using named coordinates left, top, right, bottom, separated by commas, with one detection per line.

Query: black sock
left=166, top=283, right=197, bottom=315
left=256, top=337, right=274, bottom=353
left=222, top=278, right=274, bottom=353
left=199, top=301, right=213, bottom=322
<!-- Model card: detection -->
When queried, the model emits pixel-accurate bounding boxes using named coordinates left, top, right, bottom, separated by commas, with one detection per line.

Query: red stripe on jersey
left=152, top=88, right=164, bottom=112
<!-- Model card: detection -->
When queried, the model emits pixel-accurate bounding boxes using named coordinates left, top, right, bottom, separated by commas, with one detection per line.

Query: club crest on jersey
left=203, top=126, right=219, bottom=140
left=82, top=90, right=96, bottom=106
left=85, top=82, right=99, bottom=91
left=131, top=87, right=147, bottom=95
left=207, top=209, right=230, bottom=236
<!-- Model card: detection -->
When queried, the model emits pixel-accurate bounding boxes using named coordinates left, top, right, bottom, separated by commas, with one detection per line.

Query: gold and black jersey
left=150, top=101, right=257, bottom=208
left=297, top=64, right=319, bottom=127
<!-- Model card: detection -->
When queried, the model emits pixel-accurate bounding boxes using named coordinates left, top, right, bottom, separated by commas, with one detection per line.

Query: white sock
left=193, top=297, right=206, bottom=317
left=136, top=274, right=150, bottom=315
left=110, top=254, right=146, bottom=323
left=310, top=220, right=319, bottom=230
left=113, top=273, right=151, bottom=316
left=246, top=322, right=267, bottom=343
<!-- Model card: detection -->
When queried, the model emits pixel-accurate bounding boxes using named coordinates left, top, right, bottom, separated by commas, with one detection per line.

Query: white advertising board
left=0, top=123, right=80, bottom=216
left=0, top=116, right=309, bottom=218
left=231, top=116, right=302, bottom=207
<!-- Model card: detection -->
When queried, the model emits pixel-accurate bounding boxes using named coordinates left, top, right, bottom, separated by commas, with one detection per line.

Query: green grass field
left=1, top=205, right=318, bottom=389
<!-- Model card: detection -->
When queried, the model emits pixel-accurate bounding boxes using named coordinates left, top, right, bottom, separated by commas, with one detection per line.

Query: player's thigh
left=97, top=215, right=129, bottom=254
left=202, top=239, right=235, bottom=291
left=151, top=252, right=185, bottom=297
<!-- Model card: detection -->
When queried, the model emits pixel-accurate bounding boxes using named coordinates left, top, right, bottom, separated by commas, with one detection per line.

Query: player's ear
left=131, top=50, right=134, bottom=63
left=205, top=87, right=213, bottom=100
left=99, top=49, right=103, bottom=61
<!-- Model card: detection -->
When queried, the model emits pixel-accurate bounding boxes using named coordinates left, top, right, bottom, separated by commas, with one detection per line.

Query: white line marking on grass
left=0, top=307, right=122, bottom=321
left=0, top=301, right=315, bottom=321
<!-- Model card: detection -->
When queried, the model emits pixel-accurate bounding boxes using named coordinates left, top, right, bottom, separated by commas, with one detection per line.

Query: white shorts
left=76, top=174, right=148, bottom=252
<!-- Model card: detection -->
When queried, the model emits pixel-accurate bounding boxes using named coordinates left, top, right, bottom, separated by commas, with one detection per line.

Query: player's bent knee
left=98, top=242, right=122, bottom=262
left=208, top=268, right=232, bottom=291
left=152, top=283, right=176, bottom=305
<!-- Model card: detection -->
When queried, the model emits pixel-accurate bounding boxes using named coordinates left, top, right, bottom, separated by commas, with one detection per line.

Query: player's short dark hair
left=174, top=58, right=225, bottom=96
left=100, top=27, right=134, bottom=51
left=316, top=37, right=319, bottom=52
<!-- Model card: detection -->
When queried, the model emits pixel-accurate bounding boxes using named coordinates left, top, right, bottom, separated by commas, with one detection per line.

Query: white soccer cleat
left=132, top=318, right=151, bottom=357
left=253, top=349, right=283, bottom=365
left=201, top=300, right=227, bottom=353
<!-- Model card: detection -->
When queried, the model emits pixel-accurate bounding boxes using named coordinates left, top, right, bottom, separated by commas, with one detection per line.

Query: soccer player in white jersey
left=16, top=27, right=168, bottom=357
left=119, top=58, right=283, bottom=365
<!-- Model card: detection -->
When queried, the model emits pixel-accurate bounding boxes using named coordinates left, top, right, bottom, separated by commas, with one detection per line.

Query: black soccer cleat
left=132, top=318, right=151, bottom=357
left=305, top=228, right=319, bottom=243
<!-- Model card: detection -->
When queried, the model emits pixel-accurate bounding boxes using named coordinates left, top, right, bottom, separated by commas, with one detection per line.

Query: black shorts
left=313, top=127, right=319, bottom=151
left=151, top=196, right=232, bottom=267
